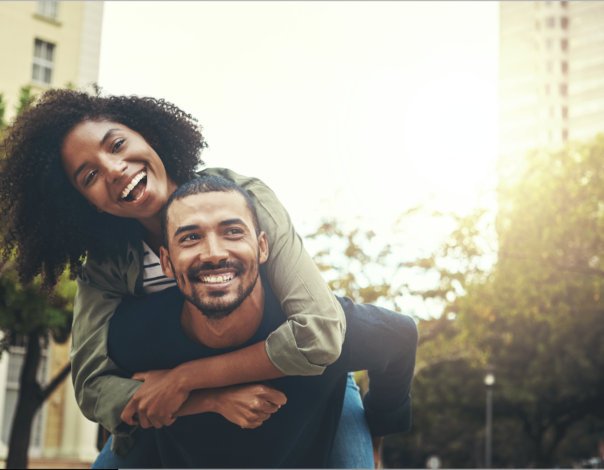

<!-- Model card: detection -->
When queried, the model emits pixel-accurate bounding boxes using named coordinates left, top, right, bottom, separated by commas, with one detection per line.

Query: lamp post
left=484, top=366, right=495, bottom=469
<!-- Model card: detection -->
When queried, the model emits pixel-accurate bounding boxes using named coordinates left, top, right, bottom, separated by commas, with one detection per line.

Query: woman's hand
left=205, top=382, right=287, bottom=429
left=122, top=369, right=190, bottom=429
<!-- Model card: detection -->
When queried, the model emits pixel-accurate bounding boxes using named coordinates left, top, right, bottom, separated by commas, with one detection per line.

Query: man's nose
left=200, top=234, right=229, bottom=265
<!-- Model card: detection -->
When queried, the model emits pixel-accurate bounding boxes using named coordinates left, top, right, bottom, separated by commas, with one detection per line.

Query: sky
left=98, top=2, right=499, bottom=316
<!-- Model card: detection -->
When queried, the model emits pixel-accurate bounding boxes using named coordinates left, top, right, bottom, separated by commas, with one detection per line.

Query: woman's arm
left=71, top=250, right=143, bottom=441
left=203, top=167, right=347, bottom=375
left=173, top=382, right=286, bottom=429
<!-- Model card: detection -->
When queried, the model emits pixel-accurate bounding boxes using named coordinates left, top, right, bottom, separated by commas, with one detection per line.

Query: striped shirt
left=142, top=241, right=177, bottom=294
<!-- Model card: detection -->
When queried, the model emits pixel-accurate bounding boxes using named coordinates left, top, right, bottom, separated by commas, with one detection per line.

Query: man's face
left=160, top=191, right=268, bottom=320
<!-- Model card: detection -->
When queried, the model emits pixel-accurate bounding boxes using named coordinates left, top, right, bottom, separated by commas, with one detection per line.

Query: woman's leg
left=91, top=429, right=161, bottom=469
left=328, top=372, right=374, bottom=469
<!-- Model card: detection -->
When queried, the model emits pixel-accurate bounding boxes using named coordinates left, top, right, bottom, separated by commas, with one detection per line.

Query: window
left=561, top=1, right=568, bottom=8
left=562, top=129, right=568, bottom=141
left=32, top=39, right=55, bottom=86
left=561, top=17, right=569, bottom=29
left=546, top=39, right=554, bottom=51
left=560, top=83, right=568, bottom=96
left=561, top=38, right=568, bottom=51
left=547, top=61, right=554, bottom=73
left=546, top=17, right=556, bottom=28
left=36, top=1, right=59, bottom=21
left=562, top=106, right=568, bottom=119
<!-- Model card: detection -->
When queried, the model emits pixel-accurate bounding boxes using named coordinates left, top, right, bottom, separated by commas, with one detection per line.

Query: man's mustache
left=187, top=259, right=245, bottom=279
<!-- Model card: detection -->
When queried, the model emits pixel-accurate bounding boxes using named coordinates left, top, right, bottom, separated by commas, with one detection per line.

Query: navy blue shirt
left=108, top=281, right=417, bottom=468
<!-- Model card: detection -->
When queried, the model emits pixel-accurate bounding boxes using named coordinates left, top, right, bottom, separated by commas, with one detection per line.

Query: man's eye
left=182, top=234, right=200, bottom=242
left=85, top=170, right=98, bottom=186
left=226, top=228, right=244, bottom=235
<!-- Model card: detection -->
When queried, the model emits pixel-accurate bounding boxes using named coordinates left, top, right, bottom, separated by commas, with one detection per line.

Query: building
left=0, top=1, right=103, bottom=121
left=0, top=1, right=104, bottom=465
left=499, top=1, right=604, bottom=166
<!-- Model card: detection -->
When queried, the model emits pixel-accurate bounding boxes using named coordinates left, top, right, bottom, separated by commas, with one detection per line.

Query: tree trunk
left=6, top=332, right=43, bottom=469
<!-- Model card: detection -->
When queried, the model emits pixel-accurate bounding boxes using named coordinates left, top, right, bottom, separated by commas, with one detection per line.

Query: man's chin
left=189, top=295, right=241, bottom=320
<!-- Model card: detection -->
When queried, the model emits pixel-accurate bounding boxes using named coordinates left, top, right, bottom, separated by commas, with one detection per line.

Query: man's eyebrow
left=219, top=218, right=247, bottom=228
left=173, top=224, right=201, bottom=239
left=100, top=128, right=120, bottom=147
left=73, top=162, right=88, bottom=184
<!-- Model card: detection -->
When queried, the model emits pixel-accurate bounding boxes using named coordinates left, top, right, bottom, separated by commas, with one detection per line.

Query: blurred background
left=0, top=1, right=603, bottom=468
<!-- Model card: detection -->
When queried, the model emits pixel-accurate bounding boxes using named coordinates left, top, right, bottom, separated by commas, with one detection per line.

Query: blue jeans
left=92, top=373, right=373, bottom=469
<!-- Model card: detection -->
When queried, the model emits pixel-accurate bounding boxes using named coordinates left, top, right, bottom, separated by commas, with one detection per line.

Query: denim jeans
left=91, top=373, right=373, bottom=469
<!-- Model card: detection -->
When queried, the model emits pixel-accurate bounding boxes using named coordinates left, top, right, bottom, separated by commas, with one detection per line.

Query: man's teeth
left=121, top=171, right=147, bottom=199
left=201, top=274, right=234, bottom=284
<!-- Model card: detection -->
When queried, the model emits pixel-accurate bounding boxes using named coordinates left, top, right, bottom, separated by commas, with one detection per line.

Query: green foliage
left=15, top=86, right=34, bottom=116
left=0, top=85, right=77, bottom=350
left=382, top=135, right=604, bottom=468
left=0, top=93, right=6, bottom=129
left=0, top=260, right=74, bottom=353
left=307, top=218, right=407, bottom=308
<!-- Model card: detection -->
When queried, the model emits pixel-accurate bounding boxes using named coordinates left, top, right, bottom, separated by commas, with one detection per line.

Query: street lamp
left=484, top=366, right=495, bottom=469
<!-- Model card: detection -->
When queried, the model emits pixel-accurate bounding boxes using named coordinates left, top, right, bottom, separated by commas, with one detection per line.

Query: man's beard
left=175, top=257, right=260, bottom=321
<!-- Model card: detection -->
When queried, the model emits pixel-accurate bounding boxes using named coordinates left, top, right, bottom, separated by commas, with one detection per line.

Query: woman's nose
left=103, top=157, right=128, bottom=182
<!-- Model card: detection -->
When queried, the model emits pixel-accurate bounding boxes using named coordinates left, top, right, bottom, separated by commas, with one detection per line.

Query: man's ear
left=88, top=201, right=103, bottom=213
left=257, top=232, right=269, bottom=265
left=159, top=246, right=175, bottom=278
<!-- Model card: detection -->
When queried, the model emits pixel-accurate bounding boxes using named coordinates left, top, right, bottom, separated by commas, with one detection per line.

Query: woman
left=0, top=88, right=374, bottom=468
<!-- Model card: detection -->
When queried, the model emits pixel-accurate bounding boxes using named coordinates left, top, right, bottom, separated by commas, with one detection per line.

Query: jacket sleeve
left=70, top=253, right=142, bottom=440
left=339, top=296, right=418, bottom=436
left=202, top=167, right=346, bottom=375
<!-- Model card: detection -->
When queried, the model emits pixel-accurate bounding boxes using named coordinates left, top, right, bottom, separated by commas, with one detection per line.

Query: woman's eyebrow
left=100, top=128, right=120, bottom=147
left=73, top=162, right=88, bottom=183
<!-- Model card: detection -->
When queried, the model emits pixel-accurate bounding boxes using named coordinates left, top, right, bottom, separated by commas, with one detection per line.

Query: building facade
left=499, top=1, right=604, bottom=165
left=0, top=1, right=104, bottom=463
left=0, top=1, right=103, bottom=120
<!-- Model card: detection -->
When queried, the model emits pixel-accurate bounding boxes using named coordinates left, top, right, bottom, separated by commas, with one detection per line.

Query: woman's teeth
left=201, top=274, right=233, bottom=284
left=121, top=171, right=147, bottom=200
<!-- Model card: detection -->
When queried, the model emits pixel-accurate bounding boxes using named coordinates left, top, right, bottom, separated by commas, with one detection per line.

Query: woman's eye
left=112, top=139, right=125, bottom=153
left=85, top=170, right=98, bottom=186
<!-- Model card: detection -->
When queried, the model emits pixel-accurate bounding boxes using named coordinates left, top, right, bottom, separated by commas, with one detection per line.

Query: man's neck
left=181, top=280, right=265, bottom=349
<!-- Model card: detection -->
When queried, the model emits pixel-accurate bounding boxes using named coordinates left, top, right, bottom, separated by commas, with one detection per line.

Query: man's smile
left=197, top=271, right=237, bottom=284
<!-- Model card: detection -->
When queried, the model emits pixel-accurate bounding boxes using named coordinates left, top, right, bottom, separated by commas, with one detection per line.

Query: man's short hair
left=161, top=175, right=261, bottom=249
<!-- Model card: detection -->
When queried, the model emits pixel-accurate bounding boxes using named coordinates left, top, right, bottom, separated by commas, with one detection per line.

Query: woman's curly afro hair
left=0, top=87, right=207, bottom=291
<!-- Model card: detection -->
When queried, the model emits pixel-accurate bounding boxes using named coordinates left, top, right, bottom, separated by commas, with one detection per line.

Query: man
left=108, top=176, right=417, bottom=468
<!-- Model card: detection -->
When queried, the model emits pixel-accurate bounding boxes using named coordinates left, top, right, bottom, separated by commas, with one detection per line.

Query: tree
left=0, top=86, right=77, bottom=469
left=308, top=135, right=604, bottom=468
left=384, top=135, right=604, bottom=468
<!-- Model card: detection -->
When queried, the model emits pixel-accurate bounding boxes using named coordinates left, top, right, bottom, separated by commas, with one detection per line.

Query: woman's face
left=61, top=120, right=178, bottom=221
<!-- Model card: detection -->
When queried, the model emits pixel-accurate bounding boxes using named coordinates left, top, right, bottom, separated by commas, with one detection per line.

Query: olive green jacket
left=70, top=167, right=346, bottom=457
